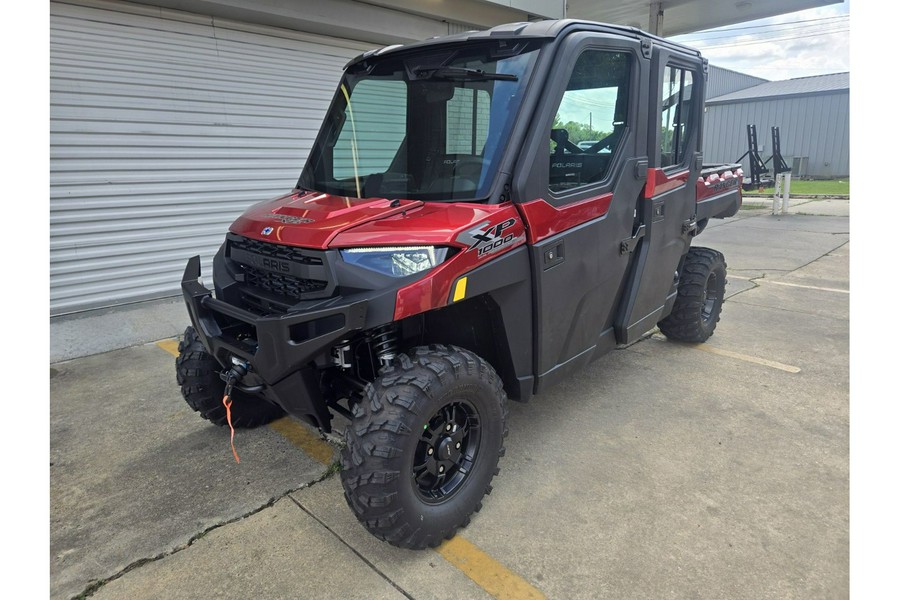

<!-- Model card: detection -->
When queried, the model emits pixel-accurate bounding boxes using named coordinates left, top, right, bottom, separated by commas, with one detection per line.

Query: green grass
left=751, top=178, right=849, bottom=196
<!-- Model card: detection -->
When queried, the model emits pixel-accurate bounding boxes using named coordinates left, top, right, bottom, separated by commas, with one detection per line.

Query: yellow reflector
left=453, top=277, right=468, bottom=302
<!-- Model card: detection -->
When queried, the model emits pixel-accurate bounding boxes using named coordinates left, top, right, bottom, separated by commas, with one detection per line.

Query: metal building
left=705, top=65, right=768, bottom=101
left=702, top=70, right=849, bottom=180
left=49, top=0, right=844, bottom=318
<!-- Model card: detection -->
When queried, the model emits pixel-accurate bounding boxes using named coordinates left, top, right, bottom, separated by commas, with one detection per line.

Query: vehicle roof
left=345, top=19, right=702, bottom=69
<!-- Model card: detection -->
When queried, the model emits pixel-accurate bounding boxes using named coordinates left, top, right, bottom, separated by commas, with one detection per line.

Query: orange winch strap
left=222, top=394, right=240, bottom=463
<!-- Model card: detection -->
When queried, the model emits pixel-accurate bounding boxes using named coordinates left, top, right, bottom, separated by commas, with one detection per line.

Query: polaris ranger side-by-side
left=176, top=19, right=742, bottom=549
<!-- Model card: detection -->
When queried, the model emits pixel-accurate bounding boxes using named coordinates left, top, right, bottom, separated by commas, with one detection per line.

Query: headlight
left=340, top=246, right=448, bottom=277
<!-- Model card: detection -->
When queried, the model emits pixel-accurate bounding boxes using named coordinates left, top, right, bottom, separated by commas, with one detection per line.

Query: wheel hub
left=701, top=273, right=719, bottom=323
left=438, top=436, right=459, bottom=460
left=412, top=401, right=482, bottom=503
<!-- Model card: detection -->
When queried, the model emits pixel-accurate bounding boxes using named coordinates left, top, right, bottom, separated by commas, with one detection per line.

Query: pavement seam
left=723, top=236, right=848, bottom=303
left=742, top=238, right=848, bottom=288
left=720, top=223, right=849, bottom=235
left=725, top=297, right=850, bottom=320
left=759, top=279, right=849, bottom=294
left=70, top=472, right=340, bottom=600
left=287, top=496, right=416, bottom=600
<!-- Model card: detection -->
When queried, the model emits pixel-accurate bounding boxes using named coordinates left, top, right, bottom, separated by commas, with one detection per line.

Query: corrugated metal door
left=50, top=1, right=372, bottom=315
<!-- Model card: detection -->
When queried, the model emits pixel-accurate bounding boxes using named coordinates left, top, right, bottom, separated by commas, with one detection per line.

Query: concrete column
left=650, top=2, right=665, bottom=36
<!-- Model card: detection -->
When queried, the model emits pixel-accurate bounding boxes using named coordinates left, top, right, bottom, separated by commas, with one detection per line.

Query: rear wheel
left=175, top=326, right=284, bottom=428
left=658, top=247, right=727, bottom=343
left=341, top=345, right=507, bottom=549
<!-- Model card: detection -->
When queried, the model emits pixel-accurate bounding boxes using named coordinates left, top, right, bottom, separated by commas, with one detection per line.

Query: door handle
left=543, top=242, right=565, bottom=270
left=620, top=224, right=646, bottom=255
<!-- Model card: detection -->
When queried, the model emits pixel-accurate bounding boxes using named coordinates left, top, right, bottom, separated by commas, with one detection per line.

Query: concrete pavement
left=50, top=344, right=334, bottom=599
left=50, top=199, right=849, bottom=599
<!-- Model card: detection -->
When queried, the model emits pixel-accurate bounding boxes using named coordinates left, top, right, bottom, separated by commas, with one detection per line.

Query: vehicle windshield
left=298, top=41, right=541, bottom=201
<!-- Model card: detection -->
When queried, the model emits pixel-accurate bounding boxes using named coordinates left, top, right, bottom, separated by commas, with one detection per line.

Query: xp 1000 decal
left=458, top=218, right=524, bottom=258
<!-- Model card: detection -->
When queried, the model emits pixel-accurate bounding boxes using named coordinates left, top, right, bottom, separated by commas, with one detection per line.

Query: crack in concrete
left=71, top=468, right=340, bottom=599
left=724, top=237, right=848, bottom=303
left=288, top=496, right=416, bottom=600
left=726, top=282, right=760, bottom=299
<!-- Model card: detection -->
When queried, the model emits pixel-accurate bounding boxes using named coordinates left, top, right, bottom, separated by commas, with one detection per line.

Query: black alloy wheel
left=413, top=401, right=482, bottom=503
left=700, top=270, right=721, bottom=326
left=341, top=345, right=507, bottom=549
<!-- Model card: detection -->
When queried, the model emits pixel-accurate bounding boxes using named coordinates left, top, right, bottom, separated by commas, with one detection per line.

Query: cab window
left=548, top=50, right=631, bottom=194
left=660, top=66, right=694, bottom=168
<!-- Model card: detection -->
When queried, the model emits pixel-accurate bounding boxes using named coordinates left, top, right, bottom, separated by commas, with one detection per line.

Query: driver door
left=513, top=32, right=650, bottom=391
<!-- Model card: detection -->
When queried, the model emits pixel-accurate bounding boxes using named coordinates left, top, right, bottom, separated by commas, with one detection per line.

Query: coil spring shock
left=370, top=324, right=399, bottom=368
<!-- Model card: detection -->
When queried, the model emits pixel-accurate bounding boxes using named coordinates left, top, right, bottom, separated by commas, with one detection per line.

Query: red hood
left=329, top=201, right=519, bottom=248
left=230, top=190, right=520, bottom=250
left=230, top=190, right=424, bottom=249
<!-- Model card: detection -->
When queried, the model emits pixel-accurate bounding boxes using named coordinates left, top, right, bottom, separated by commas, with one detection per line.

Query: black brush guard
left=181, top=256, right=368, bottom=431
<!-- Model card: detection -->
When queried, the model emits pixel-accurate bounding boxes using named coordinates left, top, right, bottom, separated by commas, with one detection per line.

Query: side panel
left=696, top=167, right=743, bottom=220
left=443, top=246, right=534, bottom=401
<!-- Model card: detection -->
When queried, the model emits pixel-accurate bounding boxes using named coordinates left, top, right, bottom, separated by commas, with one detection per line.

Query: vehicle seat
left=550, top=128, right=580, bottom=155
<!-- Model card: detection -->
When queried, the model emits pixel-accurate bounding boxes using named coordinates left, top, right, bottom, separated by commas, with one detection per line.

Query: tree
left=551, top=114, right=611, bottom=151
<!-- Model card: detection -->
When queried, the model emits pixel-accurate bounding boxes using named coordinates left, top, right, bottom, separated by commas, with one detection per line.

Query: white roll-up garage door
left=50, top=0, right=373, bottom=315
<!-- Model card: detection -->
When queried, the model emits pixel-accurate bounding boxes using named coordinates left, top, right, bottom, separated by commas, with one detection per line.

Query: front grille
left=226, top=234, right=333, bottom=312
left=228, top=235, right=323, bottom=265
left=243, top=266, right=328, bottom=297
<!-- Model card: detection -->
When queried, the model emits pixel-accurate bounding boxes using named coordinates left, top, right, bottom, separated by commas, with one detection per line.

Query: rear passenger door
left=616, top=48, right=705, bottom=343
left=514, top=32, right=650, bottom=390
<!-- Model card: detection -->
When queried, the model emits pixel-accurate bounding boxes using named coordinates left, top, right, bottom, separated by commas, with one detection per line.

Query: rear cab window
left=659, top=65, right=695, bottom=169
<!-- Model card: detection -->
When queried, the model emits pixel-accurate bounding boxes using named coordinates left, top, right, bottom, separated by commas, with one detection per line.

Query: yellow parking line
left=156, top=338, right=538, bottom=597
left=269, top=417, right=335, bottom=465
left=156, top=338, right=180, bottom=357
left=688, top=343, right=801, bottom=373
left=154, top=338, right=335, bottom=464
left=436, top=535, right=546, bottom=600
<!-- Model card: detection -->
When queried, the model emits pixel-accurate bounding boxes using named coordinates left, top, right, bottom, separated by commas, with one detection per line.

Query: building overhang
left=563, top=0, right=844, bottom=36
left=128, top=0, right=844, bottom=43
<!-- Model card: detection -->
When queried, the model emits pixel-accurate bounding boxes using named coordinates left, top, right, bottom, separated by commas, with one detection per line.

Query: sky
left=670, top=0, right=850, bottom=82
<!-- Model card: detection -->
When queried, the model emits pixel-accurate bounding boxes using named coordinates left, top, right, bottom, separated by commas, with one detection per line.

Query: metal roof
left=707, top=72, right=849, bottom=104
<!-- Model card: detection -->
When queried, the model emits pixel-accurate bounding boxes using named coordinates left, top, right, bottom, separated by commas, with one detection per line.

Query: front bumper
left=181, top=255, right=368, bottom=430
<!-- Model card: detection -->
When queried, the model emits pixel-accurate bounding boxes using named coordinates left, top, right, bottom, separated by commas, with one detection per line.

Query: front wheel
left=175, top=326, right=285, bottom=428
left=340, top=345, right=508, bottom=549
left=658, top=247, right=727, bottom=343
